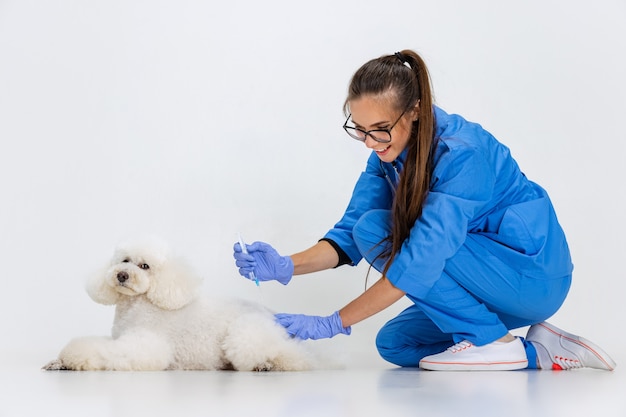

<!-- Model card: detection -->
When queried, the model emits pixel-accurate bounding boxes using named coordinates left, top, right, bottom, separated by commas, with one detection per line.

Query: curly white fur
left=43, top=238, right=313, bottom=371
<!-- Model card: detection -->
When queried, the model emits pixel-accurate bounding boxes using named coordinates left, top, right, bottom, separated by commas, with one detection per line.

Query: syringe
left=238, top=233, right=260, bottom=286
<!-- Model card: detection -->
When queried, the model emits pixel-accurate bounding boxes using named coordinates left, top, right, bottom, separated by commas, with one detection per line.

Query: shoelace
left=553, top=355, right=582, bottom=370
left=447, top=340, right=473, bottom=353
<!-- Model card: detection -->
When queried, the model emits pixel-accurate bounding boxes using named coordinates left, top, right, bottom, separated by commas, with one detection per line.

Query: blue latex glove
left=233, top=241, right=294, bottom=285
left=274, top=311, right=351, bottom=340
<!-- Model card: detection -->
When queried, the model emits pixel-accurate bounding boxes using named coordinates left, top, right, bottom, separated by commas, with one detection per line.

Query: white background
left=1, top=0, right=624, bottom=366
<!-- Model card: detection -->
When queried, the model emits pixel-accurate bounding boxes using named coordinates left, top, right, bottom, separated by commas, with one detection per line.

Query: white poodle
left=43, top=238, right=313, bottom=371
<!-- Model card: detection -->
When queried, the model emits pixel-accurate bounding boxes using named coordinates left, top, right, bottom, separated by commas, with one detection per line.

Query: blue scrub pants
left=352, top=209, right=572, bottom=368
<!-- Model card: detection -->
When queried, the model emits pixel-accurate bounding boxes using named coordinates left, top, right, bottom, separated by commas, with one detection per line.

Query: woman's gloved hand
left=233, top=241, right=294, bottom=285
left=274, top=311, right=351, bottom=340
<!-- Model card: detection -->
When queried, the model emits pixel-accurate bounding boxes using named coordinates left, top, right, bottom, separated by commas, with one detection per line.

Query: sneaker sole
left=531, top=322, right=617, bottom=371
left=419, top=359, right=528, bottom=371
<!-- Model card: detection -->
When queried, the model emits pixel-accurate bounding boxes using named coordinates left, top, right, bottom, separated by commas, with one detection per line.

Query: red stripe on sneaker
left=421, top=360, right=528, bottom=366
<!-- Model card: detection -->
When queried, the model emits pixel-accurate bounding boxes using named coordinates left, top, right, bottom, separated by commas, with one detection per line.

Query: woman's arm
left=290, top=240, right=340, bottom=275
left=274, top=275, right=405, bottom=340
left=292, top=242, right=406, bottom=326
left=339, top=276, right=406, bottom=327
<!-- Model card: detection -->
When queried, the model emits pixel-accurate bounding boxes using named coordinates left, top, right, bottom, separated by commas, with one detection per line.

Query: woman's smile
left=348, top=95, right=414, bottom=163
left=374, top=145, right=392, bottom=156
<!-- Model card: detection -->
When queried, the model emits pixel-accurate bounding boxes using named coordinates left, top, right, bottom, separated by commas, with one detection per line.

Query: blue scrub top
left=324, top=106, right=573, bottom=296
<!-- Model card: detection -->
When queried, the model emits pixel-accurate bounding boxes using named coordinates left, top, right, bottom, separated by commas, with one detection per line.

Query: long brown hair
left=344, top=50, right=436, bottom=277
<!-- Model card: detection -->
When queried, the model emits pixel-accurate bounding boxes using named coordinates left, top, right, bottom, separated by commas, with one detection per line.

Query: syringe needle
left=238, top=233, right=260, bottom=286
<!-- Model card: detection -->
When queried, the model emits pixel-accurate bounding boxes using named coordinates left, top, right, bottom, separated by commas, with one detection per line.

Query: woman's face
left=348, top=94, right=416, bottom=163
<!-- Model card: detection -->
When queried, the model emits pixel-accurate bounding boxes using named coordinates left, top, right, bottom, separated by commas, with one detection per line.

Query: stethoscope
left=380, top=159, right=401, bottom=197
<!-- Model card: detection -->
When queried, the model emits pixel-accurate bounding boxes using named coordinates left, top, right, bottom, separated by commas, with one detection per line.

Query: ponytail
left=382, top=50, right=435, bottom=277
left=345, top=50, right=436, bottom=278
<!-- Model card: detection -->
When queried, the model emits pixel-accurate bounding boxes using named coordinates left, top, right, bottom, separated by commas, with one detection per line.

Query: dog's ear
left=147, top=256, right=202, bottom=310
left=85, top=266, right=120, bottom=305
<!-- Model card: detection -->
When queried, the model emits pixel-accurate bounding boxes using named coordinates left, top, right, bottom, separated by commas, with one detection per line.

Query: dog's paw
left=252, top=362, right=274, bottom=372
left=42, top=359, right=72, bottom=371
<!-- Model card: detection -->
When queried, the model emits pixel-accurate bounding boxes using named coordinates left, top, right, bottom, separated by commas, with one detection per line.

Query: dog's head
left=86, top=237, right=203, bottom=310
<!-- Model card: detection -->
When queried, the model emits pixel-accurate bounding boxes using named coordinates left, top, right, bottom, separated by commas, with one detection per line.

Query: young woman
left=233, top=50, right=615, bottom=371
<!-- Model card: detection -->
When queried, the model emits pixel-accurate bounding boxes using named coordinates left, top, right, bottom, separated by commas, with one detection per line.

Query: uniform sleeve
left=323, top=153, right=394, bottom=265
left=385, top=145, right=496, bottom=295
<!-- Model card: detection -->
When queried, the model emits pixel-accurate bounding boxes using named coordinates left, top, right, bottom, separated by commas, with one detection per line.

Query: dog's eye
left=122, top=259, right=130, bottom=263
left=139, top=263, right=150, bottom=270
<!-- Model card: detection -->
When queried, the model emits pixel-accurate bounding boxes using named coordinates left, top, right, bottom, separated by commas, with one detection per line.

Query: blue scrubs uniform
left=323, top=106, right=573, bottom=367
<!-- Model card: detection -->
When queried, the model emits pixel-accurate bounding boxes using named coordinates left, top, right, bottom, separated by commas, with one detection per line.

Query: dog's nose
left=117, top=271, right=129, bottom=283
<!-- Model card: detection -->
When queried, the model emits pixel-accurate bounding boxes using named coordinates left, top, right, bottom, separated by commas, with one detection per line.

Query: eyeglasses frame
left=342, top=108, right=408, bottom=144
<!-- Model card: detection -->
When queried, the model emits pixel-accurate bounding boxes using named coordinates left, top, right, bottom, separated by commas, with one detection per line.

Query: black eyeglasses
left=343, top=109, right=407, bottom=144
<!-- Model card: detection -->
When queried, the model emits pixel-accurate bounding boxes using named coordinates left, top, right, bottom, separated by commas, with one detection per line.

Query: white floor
left=2, top=350, right=624, bottom=417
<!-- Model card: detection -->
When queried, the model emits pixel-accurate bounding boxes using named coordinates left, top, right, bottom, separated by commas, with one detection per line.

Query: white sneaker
left=526, top=322, right=616, bottom=371
left=419, top=338, right=528, bottom=371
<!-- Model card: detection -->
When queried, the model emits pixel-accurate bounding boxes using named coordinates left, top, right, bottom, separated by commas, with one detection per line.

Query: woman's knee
left=353, top=209, right=391, bottom=266
left=375, top=324, right=409, bottom=366
left=375, top=321, right=452, bottom=367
